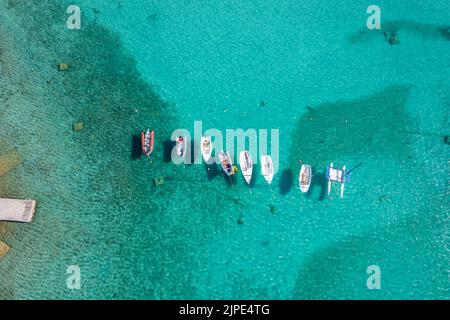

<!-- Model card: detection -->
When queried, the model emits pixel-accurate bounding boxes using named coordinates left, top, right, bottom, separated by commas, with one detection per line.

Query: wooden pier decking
left=0, top=198, right=36, bottom=223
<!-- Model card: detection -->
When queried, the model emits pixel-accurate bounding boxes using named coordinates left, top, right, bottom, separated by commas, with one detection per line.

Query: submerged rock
left=0, top=151, right=22, bottom=176
left=443, top=135, right=449, bottom=145
left=73, top=121, right=84, bottom=131
left=237, top=217, right=245, bottom=225
left=439, top=26, right=450, bottom=40
left=153, top=177, right=165, bottom=186
left=58, top=63, right=70, bottom=71
left=383, top=30, right=400, bottom=45
left=388, top=33, right=400, bottom=45
left=0, top=241, right=10, bottom=259
left=270, top=206, right=276, bottom=214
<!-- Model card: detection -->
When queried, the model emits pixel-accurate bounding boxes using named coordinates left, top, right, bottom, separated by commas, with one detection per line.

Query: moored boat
left=326, top=163, right=348, bottom=198
left=299, top=164, right=312, bottom=193
left=260, top=155, right=274, bottom=184
left=141, top=129, right=154, bottom=157
left=239, top=151, right=253, bottom=184
left=176, top=136, right=186, bottom=158
left=201, top=136, right=212, bottom=162
left=217, top=151, right=233, bottom=176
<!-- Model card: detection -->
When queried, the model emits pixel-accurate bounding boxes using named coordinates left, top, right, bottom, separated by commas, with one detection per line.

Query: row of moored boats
left=142, top=129, right=350, bottom=197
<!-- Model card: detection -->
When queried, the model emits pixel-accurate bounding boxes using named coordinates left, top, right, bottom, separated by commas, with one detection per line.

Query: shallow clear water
left=0, top=0, right=449, bottom=299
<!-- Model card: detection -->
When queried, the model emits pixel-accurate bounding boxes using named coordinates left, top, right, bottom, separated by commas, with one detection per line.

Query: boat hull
left=176, top=137, right=186, bottom=158
left=218, top=151, right=233, bottom=176
left=141, top=129, right=154, bottom=157
left=239, top=151, right=253, bottom=184
left=299, top=164, right=312, bottom=193
left=201, top=136, right=212, bottom=162
left=326, top=163, right=346, bottom=198
left=260, top=155, right=274, bottom=184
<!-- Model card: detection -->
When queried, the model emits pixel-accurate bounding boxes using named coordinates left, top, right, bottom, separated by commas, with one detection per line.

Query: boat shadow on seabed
left=163, top=139, right=197, bottom=164
left=223, top=174, right=236, bottom=186
left=163, top=139, right=176, bottom=162
left=279, top=169, right=294, bottom=195
left=131, top=134, right=142, bottom=160
left=309, top=167, right=328, bottom=201
left=188, top=139, right=197, bottom=165
left=248, top=163, right=258, bottom=188
left=205, top=163, right=220, bottom=180
left=208, top=163, right=237, bottom=186
left=203, top=162, right=236, bottom=186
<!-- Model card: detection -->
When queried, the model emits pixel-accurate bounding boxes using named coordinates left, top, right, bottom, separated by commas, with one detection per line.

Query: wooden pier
left=0, top=198, right=36, bottom=223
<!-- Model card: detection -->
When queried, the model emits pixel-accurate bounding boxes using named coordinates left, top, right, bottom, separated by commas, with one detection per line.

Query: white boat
left=239, top=151, right=253, bottom=184
left=260, top=155, right=274, bottom=184
left=217, top=151, right=233, bottom=176
left=326, top=162, right=347, bottom=198
left=201, top=136, right=212, bottom=162
left=141, top=129, right=154, bottom=157
left=299, top=164, right=312, bottom=193
left=176, top=136, right=186, bottom=158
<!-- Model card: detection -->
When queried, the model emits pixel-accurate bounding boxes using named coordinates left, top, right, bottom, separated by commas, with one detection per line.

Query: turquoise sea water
left=0, top=0, right=449, bottom=299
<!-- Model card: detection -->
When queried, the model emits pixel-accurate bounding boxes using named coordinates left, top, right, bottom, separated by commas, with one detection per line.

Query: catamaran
left=141, top=129, right=155, bottom=157
left=261, top=155, right=274, bottom=184
left=299, top=164, right=312, bottom=193
left=239, top=151, right=253, bottom=184
left=326, top=163, right=349, bottom=198
left=217, top=151, right=233, bottom=176
left=176, top=136, right=186, bottom=158
left=201, top=136, right=212, bottom=162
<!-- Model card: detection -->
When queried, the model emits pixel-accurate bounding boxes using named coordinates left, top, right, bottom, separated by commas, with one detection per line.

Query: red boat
left=141, top=129, right=154, bottom=157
